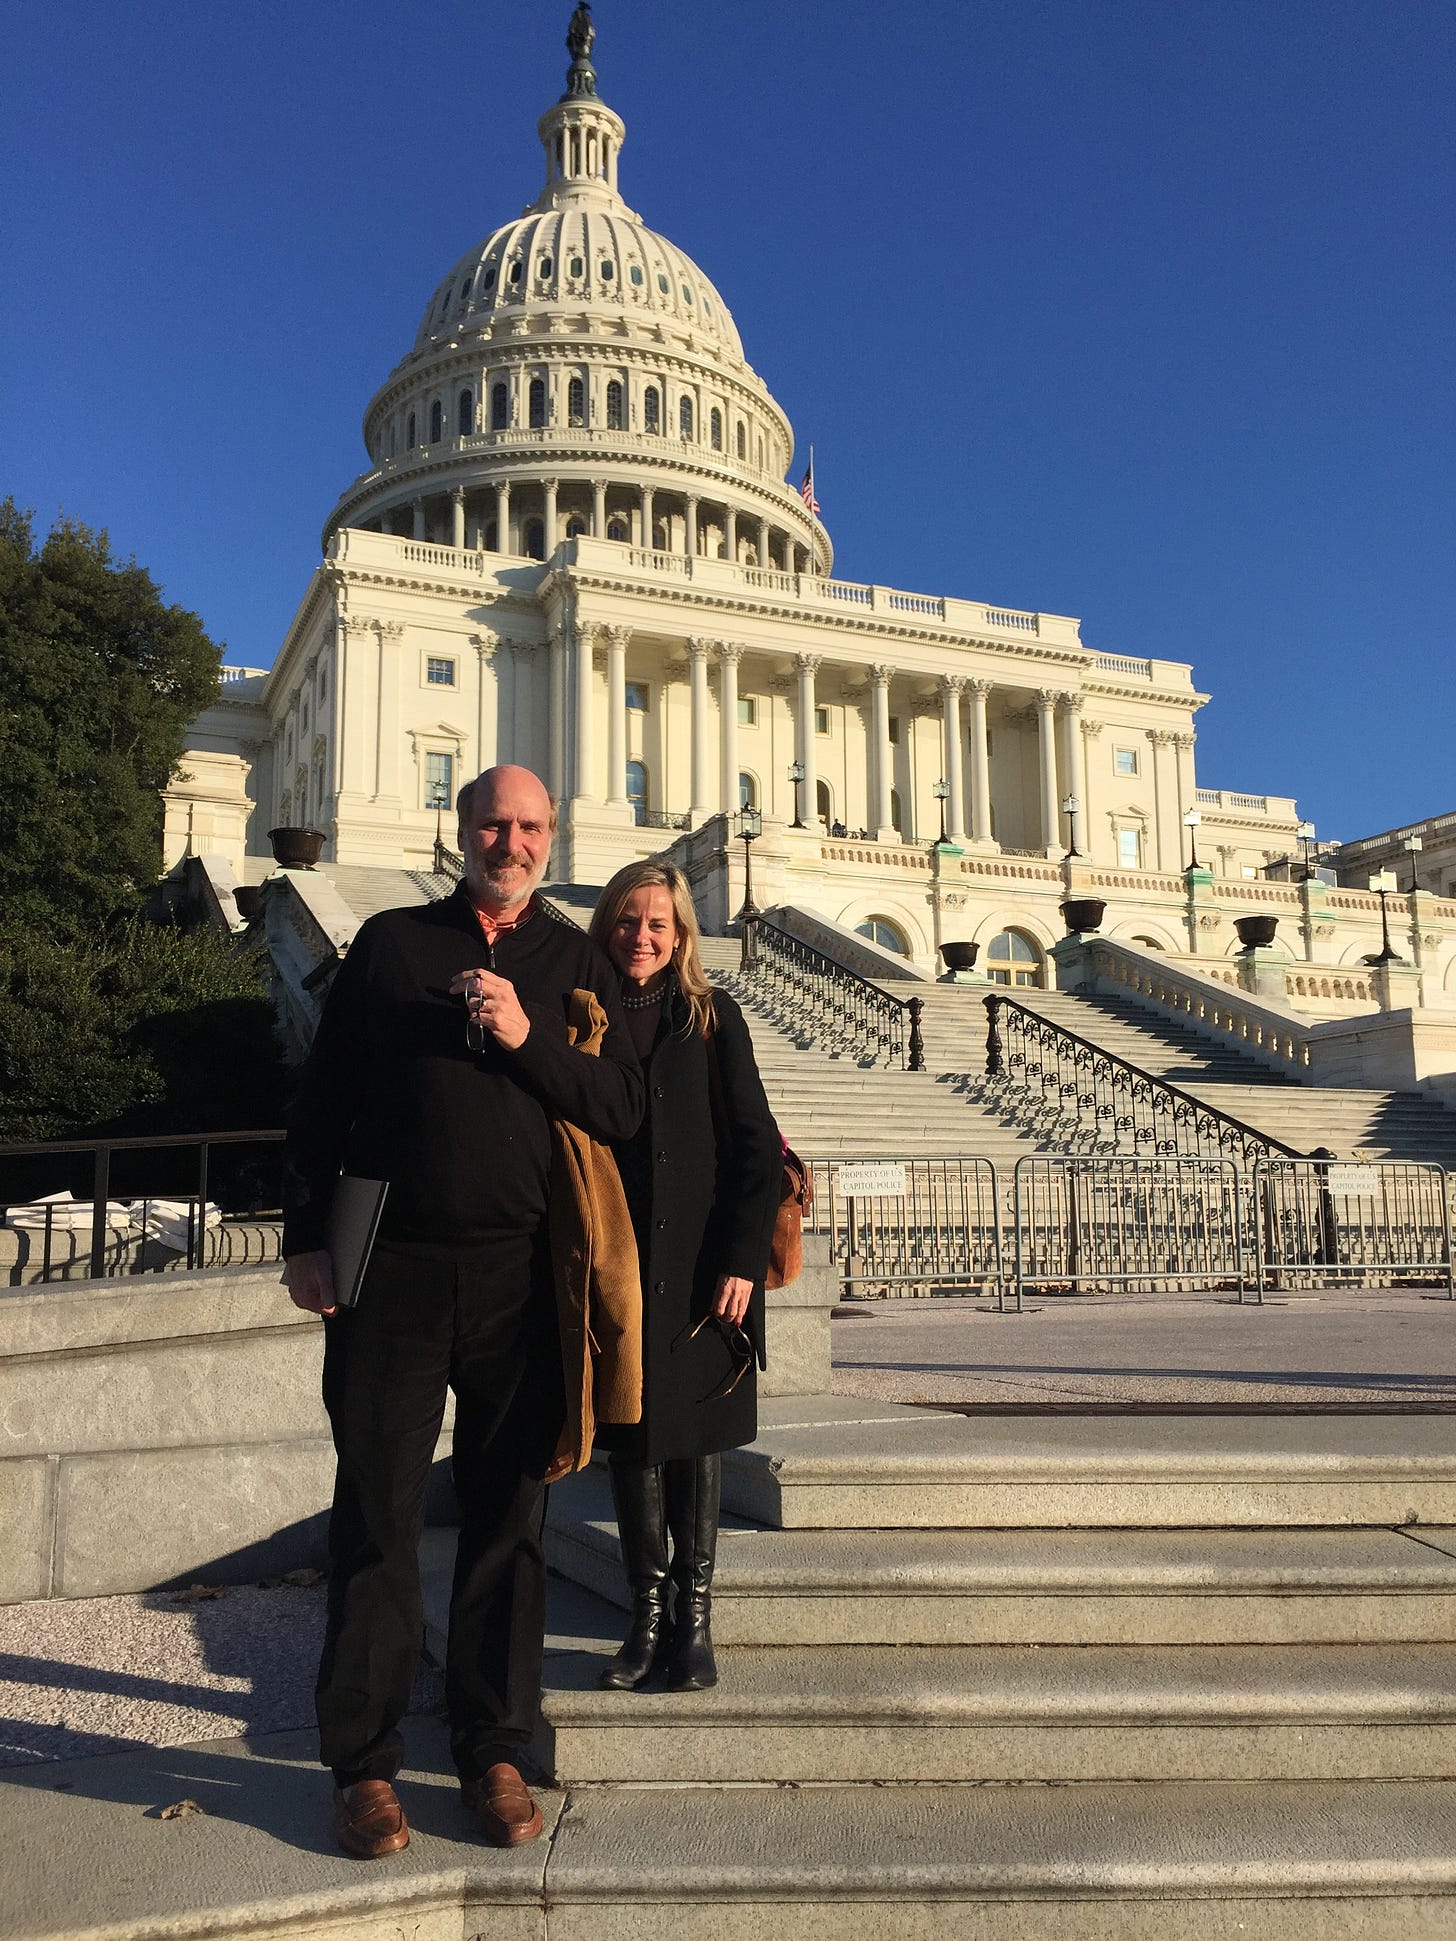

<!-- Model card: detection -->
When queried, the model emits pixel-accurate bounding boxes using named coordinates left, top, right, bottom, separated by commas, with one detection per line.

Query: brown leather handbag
left=767, top=1145, right=813, bottom=1289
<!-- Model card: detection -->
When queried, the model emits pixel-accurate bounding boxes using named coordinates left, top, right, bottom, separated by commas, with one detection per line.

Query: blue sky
left=3, top=0, right=1451, bottom=842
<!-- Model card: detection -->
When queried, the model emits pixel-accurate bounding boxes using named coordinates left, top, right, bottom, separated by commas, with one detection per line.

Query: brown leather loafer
left=461, top=1762, right=544, bottom=1846
left=333, top=1779, right=410, bottom=1858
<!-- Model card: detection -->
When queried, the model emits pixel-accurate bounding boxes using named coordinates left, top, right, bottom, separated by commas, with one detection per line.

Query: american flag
left=799, top=455, right=821, bottom=516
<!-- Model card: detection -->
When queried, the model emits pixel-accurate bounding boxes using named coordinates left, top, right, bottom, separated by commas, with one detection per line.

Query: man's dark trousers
left=316, top=1233, right=564, bottom=1787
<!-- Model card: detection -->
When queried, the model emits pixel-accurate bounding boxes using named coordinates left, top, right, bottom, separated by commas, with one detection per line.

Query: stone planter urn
left=267, top=826, right=326, bottom=870
left=233, top=885, right=265, bottom=923
left=1060, top=898, right=1106, bottom=935
left=938, top=940, right=980, bottom=974
left=1234, top=914, right=1279, bottom=949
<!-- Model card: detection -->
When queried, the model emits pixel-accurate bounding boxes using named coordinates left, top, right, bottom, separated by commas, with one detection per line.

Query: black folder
left=324, top=1176, right=389, bottom=1308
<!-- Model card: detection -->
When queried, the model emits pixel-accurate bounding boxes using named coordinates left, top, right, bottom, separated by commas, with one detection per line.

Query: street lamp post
left=933, top=778, right=950, bottom=846
left=1182, top=808, right=1202, bottom=871
left=732, top=807, right=763, bottom=967
left=1296, top=819, right=1317, bottom=882
left=1062, top=793, right=1081, bottom=859
left=428, top=782, right=450, bottom=873
left=1404, top=834, right=1424, bottom=893
left=1366, top=870, right=1403, bottom=965
left=788, top=760, right=806, bottom=828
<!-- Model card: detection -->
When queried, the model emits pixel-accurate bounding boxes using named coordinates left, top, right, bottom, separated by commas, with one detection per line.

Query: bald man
left=283, top=766, right=642, bottom=1858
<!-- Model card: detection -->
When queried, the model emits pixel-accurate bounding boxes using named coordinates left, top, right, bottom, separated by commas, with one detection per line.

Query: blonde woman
left=587, top=860, right=781, bottom=1691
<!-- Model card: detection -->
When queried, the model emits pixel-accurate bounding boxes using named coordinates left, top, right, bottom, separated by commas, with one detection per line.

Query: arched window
left=738, top=772, right=757, bottom=809
left=407, top=410, right=416, bottom=448
left=816, top=779, right=832, bottom=827
left=524, top=518, right=545, bottom=561
left=491, top=381, right=508, bottom=430
left=644, top=386, right=660, bottom=434
left=626, top=761, right=648, bottom=824
left=986, top=930, right=1043, bottom=988
left=568, top=377, right=585, bottom=426
left=710, top=407, right=723, bottom=451
left=1130, top=934, right=1165, bottom=951
left=566, top=514, right=586, bottom=538
left=457, top=388, right=473, bottom=437
left=679, top=396, right=694, bottom=441
left=606, top=380, right=624, bottom=429
left=756, top=436, right=765, bottom=469
left=735, top=421, right=746, bottom=460
left=429, top=399, right=443, bottom=443
left=890, top=788, right=903, bottom=835
left=855, top=917, right=909, bottom=956
left=606, top=515, right=628, bottom=542
left=529, top=378, right=547, bottom=428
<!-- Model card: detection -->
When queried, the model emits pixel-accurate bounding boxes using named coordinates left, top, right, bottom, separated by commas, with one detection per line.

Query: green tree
left=0, top=499, right=222, bottom=936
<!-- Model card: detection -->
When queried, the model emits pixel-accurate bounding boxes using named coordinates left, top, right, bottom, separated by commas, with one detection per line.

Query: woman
left=587, top=859, right=782, bottom=1692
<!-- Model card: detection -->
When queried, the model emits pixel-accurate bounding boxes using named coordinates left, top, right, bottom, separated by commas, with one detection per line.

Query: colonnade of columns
left=374, top=478, right=815, bottom=574
left=551, top=623, right=1123, bottom=856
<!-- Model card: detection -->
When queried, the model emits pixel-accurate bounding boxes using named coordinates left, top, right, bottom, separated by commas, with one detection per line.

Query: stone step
left=531, top=1777, right=1456, bottom=1938
left=722, top=1402, right=1456, bottom=1530
left=544, top=1468, right=1456, bottom=1646
left=543, top=1639, right=1456, bottom=1785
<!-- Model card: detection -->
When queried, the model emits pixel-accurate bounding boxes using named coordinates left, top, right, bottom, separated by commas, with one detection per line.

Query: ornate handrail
left=433, top=839, right=464, bottom=879
left=744, top=917, right=924, bottom=1070
left=983, top=993, right=1302, bottom=1167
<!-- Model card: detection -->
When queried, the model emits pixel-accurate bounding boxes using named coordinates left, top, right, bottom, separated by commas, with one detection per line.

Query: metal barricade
left=807, top=1156, right=1003, bottom=1300
left=1012, top=1155, right=1250, bottom=1311
left=1253, top=1158, right=1454, bottom=1297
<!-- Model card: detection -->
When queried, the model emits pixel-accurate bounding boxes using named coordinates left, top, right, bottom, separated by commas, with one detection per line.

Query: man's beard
left=473, top=851, right=545, bottom=909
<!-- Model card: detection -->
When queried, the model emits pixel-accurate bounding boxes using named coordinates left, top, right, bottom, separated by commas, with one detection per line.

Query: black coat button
left=656, top=1217, right=667, bottom=1230
left=654, top=1280, right=666, bottom=1295
left=657, top=1150, right=667, bottom=1163
left=653, top=1085, right=665, bottom=1099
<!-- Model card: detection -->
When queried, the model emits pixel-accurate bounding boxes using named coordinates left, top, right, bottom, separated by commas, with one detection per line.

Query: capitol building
left=168, top=8, right=1454, bottom=1008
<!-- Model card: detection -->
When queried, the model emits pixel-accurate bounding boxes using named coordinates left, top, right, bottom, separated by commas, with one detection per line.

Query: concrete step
left=544, top=1467, right=1456, bottom=1646
left=543, top=1639, right=1456, bottom=1784
left=721, top=1401, right=1456, bottom=1530
left=10, top=1730, right=1456, bottom=1940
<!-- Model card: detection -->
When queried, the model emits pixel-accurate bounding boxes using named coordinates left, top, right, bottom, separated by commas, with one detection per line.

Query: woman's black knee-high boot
left=663, top=1454, right=720, bottom=1692
left=599, top=1458, right=670, bottom=1691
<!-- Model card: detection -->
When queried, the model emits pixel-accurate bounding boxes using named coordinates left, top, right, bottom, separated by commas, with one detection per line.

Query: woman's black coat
left=597, top=983, right=781, bottom=1463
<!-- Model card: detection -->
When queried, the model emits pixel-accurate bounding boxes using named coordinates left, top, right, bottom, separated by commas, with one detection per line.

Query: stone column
left=469, top=630, right=497, bottom=778
left=722, top=506, right=736, bottom=562
left=1172, top=731, right=1197, bottom=828
left=966, top=679, right=993, bottom=844
left=542, top=479, right=558, bottom=559
left=573, top=622, right=597, bottom=802
left=1061, top=694, right=1087, bottom=848
left=684, top=494, right=699, bottom=559
left=547, top=628, right=567, bottom=802
left=592, top=479, right=608, bottom=537
left=374, top=621, right=404, bottom=803
left=940, top=676, right=966, bottom=841
left=870, top=664, right=895, bottom=836
left=605, top=625, right=630, bottom=806
left=1036, top=690, right=1060, bottom=851
left=688, top=638, right=712, bottom=820
left=757, top=516, right=771, bottom=569
left=640, top=484, right=654, bottom=548
left=412, top=498, right=425, bottom=541
left=1147, top=729, right=1174, bottom=871
left=795, top=654, right=821, bottom=827
left=717, top=643, right=743, bottom=814
left=497, top=480, right=512, bottom=556
left=451, top=487, right=466, bottom=550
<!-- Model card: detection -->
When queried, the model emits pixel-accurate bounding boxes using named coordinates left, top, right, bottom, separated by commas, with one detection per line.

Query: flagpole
left=809, top=443, right=816, bottom=574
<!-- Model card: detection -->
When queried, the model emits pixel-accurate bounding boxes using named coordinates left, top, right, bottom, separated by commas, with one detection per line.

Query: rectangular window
left=625, top=681, right=649, bottom=713
left=1114, top=746, right=1139, bottom=777
left=814, top=705, right=830, bottom=736
left=888, top=715, right=900, bottom=745
left=426, top=656, right=456, bottom=687
left=737, top=695, right=757, bottom=725
left=1242, top=864, right=1259, bottom=879
left=425, top=751, right=453, bottom=808
left=1117, top=827, right=1141, bottom=870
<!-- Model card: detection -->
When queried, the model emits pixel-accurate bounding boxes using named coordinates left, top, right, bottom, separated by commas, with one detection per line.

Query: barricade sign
left=1253, top=1158, right=1453, bottom=1296
left=836, top=1161, right=908, bottom=1198
left=808, top=1156, right=1003, bottom=1299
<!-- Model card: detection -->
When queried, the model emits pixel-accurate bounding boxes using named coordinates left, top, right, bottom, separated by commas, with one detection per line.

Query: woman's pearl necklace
left=621, top=981, right=668, bottom=1011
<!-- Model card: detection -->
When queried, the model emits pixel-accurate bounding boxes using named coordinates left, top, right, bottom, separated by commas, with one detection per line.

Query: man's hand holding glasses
left=449, top=967, right=531, bottom=1053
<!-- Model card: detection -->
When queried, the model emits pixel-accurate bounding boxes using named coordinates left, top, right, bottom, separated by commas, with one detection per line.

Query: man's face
left=460, top=768, right=553, bottom=912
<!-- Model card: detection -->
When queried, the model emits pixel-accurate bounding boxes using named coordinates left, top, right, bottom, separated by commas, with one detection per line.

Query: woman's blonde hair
left=589, top=858, right=717, bottom=1039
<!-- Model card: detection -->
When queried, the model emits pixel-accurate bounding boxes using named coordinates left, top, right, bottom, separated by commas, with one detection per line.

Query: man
left=283, top=764, right=642, bottom=1859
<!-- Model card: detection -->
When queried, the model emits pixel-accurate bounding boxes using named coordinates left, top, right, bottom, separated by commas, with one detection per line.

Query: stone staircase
left=487, top=1397, right=1456, bottom=1931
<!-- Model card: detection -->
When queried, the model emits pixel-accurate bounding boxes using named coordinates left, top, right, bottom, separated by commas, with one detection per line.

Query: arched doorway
left=986, top=929, right=1043, bottom=987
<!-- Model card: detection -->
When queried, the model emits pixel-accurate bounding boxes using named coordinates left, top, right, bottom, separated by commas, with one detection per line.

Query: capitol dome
left=326, top=5, right=827, bottom=576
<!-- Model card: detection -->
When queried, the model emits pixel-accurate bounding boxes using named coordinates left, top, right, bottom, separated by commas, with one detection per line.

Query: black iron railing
left=984, top=993, right=1301, bottom=1167
left=744, top=917, right=924, bottom=1070
left=634, top=807, right=691, bottom=831
left=0, top=1129, right=285, bottom=1283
